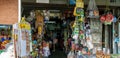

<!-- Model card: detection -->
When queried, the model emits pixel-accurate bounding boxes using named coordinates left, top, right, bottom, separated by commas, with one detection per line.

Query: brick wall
left=0, top=0, right=18, bottom=25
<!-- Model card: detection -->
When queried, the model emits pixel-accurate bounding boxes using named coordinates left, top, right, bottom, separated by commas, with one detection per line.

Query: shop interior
left=20, top=1, right=120, bottom=58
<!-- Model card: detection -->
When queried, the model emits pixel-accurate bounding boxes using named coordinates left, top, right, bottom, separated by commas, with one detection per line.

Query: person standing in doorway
left=114, top=34, right=119, bottom=54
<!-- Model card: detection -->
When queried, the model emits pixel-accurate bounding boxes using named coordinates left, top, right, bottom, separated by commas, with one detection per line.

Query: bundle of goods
left=96, top=48, right=110, bottom=58
left=96, top=51, right=110, bottom=58
left=96, top=50, right=104, bottom=58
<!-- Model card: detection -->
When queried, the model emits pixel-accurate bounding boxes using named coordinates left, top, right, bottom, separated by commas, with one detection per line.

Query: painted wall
left=0, top=0, right=18, bottom=25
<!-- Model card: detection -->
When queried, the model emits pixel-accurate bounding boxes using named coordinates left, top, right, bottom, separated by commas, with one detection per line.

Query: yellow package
left=76, top=0, right=84, bottom=8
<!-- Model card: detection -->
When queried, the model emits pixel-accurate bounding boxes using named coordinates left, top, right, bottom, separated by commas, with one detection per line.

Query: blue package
left=69, top=0, right=76, bottom=5
left=1, top=37, right=5, bottom=42
left=113, top=16, right=117, bottom=22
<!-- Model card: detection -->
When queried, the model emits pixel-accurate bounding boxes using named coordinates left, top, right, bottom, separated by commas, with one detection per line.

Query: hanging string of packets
left=72, top=0, right=85, bottom=40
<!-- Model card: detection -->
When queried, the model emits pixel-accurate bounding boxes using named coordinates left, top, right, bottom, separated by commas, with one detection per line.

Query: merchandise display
left=1, top=0, right=120, bottom=58
left=0, top=26, right=12, bottom=54
left=0, top=42, right=15, bottom=58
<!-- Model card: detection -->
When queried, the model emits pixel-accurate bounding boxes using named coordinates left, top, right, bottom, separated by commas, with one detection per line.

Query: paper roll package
left=35, top=10, right=44, bottom=36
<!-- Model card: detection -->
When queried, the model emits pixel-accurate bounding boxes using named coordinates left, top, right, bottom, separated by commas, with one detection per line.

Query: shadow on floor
left=49, top=50, right=67, bottom=58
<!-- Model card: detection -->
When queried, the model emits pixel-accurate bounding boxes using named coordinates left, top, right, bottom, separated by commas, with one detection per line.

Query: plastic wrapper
left=67, top=51, right=75, bottom=58
left=87, top=0, right=99, bottom=18
left=113, top=16, right=117, bottom=22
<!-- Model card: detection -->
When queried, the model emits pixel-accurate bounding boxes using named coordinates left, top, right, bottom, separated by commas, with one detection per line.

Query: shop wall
left=0, top=0, right=18, bottom=25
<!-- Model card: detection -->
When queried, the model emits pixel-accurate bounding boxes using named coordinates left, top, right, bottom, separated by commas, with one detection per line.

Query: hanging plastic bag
left=73, top=7, right=84, bottom=16
left=112, top=16, right=117, bottom=22
left=87, top=0, right=99, bottom=18
left=100, top=15, right=106, bottom=23
left=106, top=13, right=114, bottom=22
left=67, top=51, right=75, bottom=58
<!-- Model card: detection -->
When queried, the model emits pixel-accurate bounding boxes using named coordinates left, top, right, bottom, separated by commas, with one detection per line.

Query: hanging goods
left=16, top=17, right=32, bottom=57
left=69, top=0, right=76, bottom=5
left=76, top=0, right=84, bottom=8
left=73, top=0, right=84, bottom=16
left=35, top=10, right=44, bottom=36
left=106, top=12, right=114, bottom=22
left=73, top=7, right=84, bottom=16
left=43, top=10, right=50, bottom=21
left=100, top=11, right=114, bottom=25
left=100, top=0, right=115, bottom=25
left=112, top=16, right=117, bottom=22
left=100, top=15, right=106, bottom=23
left=26, top=10, right=35, bottom=23
left=87, top=0, right=99, bottom=18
